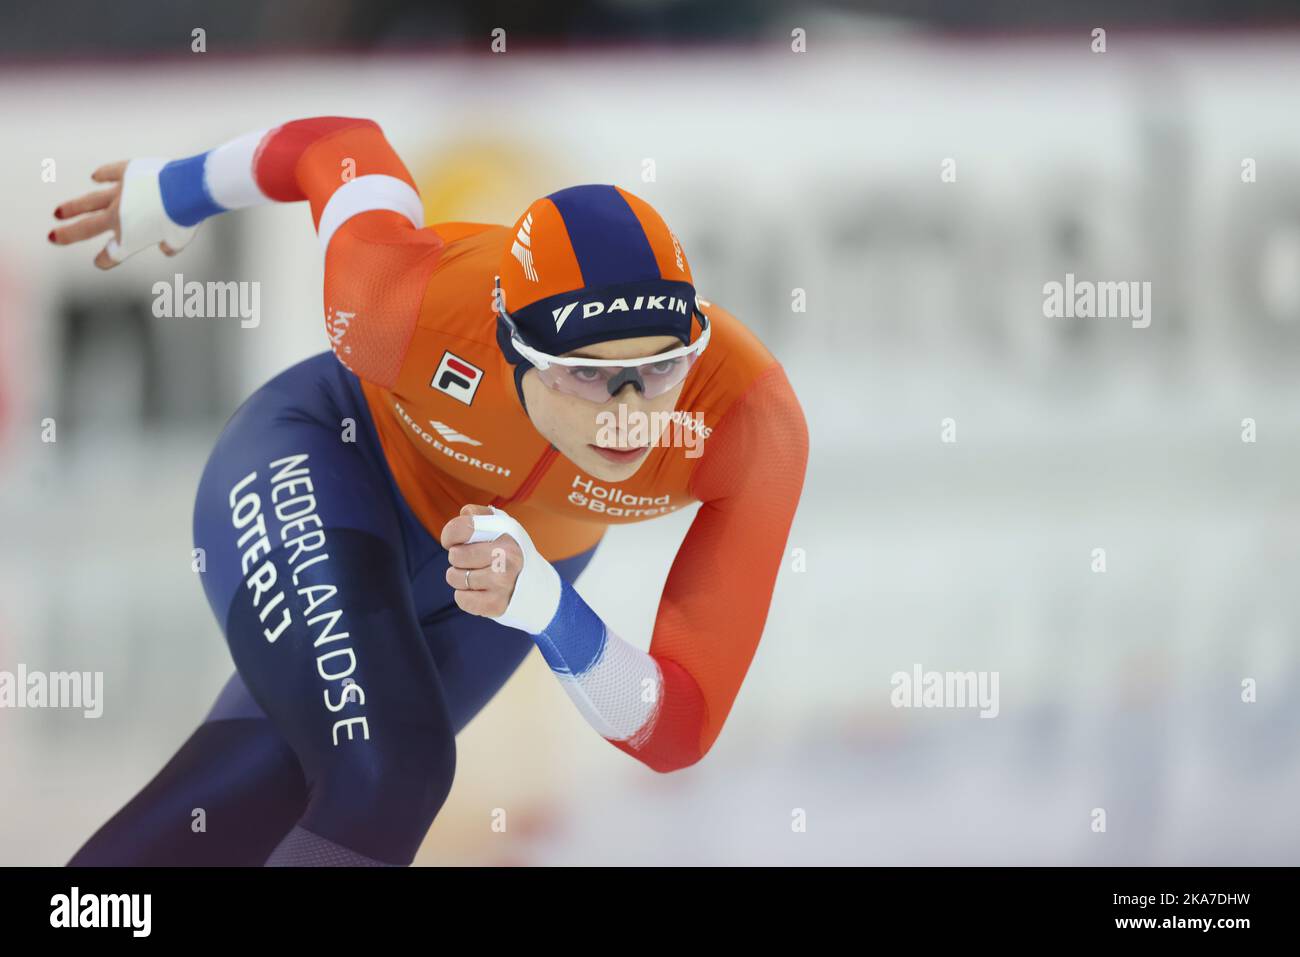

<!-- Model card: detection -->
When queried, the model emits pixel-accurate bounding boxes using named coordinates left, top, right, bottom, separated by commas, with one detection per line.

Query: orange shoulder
left=415, top=224, right=510, bottom=346
left=430, top=221, right=502, bottom=244
left=678, top=301, right=781, bottom=436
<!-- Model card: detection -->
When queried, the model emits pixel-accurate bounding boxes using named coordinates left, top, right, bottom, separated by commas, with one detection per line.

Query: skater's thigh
left=191, top=359, right=454, bottom=826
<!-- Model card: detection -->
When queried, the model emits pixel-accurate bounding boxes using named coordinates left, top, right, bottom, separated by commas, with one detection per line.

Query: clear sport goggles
left=493, top=275, right=711, bottom=403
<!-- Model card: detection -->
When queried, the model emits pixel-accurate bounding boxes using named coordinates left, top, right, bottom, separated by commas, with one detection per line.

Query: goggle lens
left=536, top=351, right=699, bottom=402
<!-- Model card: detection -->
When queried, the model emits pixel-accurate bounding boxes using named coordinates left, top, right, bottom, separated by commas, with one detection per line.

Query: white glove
left=466, top=506, right=561, bottom=635
left=103, top=158, right=200, bottom=264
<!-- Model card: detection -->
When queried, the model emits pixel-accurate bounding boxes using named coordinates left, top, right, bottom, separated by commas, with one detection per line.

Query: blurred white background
left=3, top=32, right=1300, bottom=865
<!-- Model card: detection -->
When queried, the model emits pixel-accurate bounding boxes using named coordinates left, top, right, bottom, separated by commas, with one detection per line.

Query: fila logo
left=429, top=421, right=482, bottom=446
left=431, top=351, right=483, bottom=406
left=552, top=293, right=692, bottom=333
left=511, top=212, right=538, bottom=282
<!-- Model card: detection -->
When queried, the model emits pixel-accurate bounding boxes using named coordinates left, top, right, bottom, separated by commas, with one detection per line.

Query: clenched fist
left=438, top=504, right=563, bottom=635
left=440, top=504, right=524, bottom=618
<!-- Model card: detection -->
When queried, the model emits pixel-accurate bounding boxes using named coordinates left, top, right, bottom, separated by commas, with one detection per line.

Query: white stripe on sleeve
left=555, top=630, right=662, bottom=744
left=317, top=174, right=425, bottom=251
left=205, top=128, right=273, bottom=210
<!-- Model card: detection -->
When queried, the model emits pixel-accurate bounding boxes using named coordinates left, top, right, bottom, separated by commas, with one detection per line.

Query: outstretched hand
left=48, top=161, right=183, bottom=269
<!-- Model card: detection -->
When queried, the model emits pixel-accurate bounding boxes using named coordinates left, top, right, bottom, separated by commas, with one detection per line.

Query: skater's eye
left=569, top=366, right=606, bottom=383
left=643, top=358, right=683, bottom=377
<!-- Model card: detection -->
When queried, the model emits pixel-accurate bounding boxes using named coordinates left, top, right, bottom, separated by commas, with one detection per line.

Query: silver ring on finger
left=465, top=569, right=472, bottom=590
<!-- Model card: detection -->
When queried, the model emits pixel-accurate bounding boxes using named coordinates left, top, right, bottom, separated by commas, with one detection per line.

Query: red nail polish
left=48, top=230, right=56, bottom=242
left=54, top=207, right=64, bottom=219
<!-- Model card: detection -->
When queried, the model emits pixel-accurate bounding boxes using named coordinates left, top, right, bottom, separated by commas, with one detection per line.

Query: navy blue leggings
left=69, top=352, right=595, bottom=866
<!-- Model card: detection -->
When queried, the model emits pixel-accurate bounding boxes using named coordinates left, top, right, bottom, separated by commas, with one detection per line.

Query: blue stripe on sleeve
left=533, top=580, right=607, bottom=677
left=158, top=152, right=226, bottom=226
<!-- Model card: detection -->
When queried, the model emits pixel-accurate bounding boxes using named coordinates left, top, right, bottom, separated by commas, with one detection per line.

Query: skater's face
left=521, top=334, right=687, bottom=482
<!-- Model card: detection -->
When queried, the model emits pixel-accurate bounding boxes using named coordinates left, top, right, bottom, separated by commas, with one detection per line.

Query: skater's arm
left=49, top=117, right=443, bottom=387
left=446, top=364, right=809, bottom=772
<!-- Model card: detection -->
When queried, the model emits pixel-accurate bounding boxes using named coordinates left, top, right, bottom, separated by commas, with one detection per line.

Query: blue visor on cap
left=505, top=278, right=699, bottom=357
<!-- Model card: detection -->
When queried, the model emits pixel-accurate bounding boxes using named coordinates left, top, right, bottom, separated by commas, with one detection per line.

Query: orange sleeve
left=255, top=117, right=446, bottom=387
left=610, top=362, right=810, bottom=770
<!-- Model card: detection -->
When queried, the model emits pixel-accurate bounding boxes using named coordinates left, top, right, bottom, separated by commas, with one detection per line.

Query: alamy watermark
left=1043, top=272, right=1151, bottom=329
left=0, top=665, right=103, bottom=718
left=50, top=887, right=150, bottom=937
left=594, top=406, right=712, bottom=459
left=890, top=664, right=999, bottom=718
left=152, top=272, right=260, bottom=328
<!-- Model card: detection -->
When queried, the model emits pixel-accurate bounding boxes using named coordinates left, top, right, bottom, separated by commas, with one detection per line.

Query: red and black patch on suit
left=431, top=351, right=483, bottom=406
